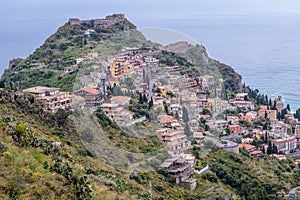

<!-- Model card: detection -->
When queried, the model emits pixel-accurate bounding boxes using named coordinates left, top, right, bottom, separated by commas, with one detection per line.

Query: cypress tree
left=139, top=93, right=143, bottom=104
left=287, top=104, right=291, bottom=111
left=184, top=123, right=191, bottom=137
left=267, top=145, right=273, bottom=155
left=148, top=97, right=153, bottom=110
left=0, top=80, right=4, bottom=88
left=273, top=100, right=277, bottom=110
left=182, top=106, right=189, bottom=123
left=264, top=132, right=268, bottom=144
left=163, top=101, right=168, bottom=114
left=277, top=111, right=281, bottom=120
left=143, top=93, right=148, bottom=103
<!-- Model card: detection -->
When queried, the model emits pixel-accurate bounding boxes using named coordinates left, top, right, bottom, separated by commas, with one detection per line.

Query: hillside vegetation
left=1, top=16, right=242, bottom=93
left=0, top=89, right=299, bottom=199
left=1, top=15, right=296, bottom=200
left=164, top=41, right=242, bottom=93
left=1, top=17, right=150, bottom=92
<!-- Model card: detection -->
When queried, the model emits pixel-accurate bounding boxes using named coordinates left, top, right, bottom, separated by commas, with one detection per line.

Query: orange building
left=240, top=115, right=252, bottom=123
left=109, top=58, right=130, bottom=77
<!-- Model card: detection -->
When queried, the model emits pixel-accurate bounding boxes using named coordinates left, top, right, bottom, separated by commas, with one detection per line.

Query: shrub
left=154, top=184, right=164, bottom=192
left=202, top=171, right=218, bottom=183
left=0, top=141, right=8, bottom=154
left=2, top=151, right=12, bottom=160
left=16, top=123, right=26, bottom=135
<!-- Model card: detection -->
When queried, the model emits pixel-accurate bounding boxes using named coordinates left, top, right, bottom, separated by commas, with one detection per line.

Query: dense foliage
left=205, top=149, right=297, bottom=200
left=94, top=108, right=163, bottom=153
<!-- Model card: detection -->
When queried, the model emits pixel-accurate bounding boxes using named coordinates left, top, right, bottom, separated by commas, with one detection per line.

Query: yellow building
left=109, top=59, right=130, bottom=77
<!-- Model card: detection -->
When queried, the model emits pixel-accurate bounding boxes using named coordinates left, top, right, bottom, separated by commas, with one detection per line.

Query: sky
left=1, top=0, right=300, bottom=73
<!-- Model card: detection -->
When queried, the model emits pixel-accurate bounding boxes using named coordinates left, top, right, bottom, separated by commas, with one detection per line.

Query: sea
left=1, top=13, right=300, bottom=109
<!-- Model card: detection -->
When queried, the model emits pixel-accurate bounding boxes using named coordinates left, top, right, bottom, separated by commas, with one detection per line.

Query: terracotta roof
left=158, top=115, right=174, bottom=124
left=240, top=116, right=252, bottom=122
left=229, top=125, right=240, bottom=128
left=238, top=143, right=256, bottom=151
left=110, top=96, right=130, bottom=104
left=76, top=86, right=99, bottom=95
left=109, top=77, right=118, bottom=81
left=250, top=150, right=263, bottom=156
left=270, top=154, right=286, bottom=159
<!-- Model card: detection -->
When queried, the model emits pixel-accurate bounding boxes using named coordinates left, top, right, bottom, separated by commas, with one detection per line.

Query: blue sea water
left=1, top=13, right=299, bottom=109
left=141, top=14, right=300, bottom=109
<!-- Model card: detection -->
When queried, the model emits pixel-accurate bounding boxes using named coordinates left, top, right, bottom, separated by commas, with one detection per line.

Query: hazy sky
left=1, top=0, right=300, bottom=72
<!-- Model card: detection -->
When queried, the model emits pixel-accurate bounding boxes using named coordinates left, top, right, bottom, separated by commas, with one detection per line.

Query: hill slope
left=164, top=41, right=242, bottom=92
left=1, top=15, right=241, bottom=93
left=1, top=88, right=300, bottom=199
left=2, top=14, right=297, bottom=199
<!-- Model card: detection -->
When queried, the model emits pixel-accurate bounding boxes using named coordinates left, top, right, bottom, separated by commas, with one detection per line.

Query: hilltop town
left=21, top=45, right=300, bottom=191
left=1, top=14, right=300, bottom=199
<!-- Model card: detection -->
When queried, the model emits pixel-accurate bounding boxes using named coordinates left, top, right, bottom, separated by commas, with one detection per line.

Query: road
left=204, top=136, right=238, bottom=148
left=289, top=186, right=300, bottom=195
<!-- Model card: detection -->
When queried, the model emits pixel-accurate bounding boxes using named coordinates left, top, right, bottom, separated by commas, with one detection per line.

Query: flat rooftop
left=23, top=86, right=59, bottom=94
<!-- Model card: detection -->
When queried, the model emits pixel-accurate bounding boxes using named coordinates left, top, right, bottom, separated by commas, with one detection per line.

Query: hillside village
left=21, top=45, right=300, bottom=191
left=2, top=13, right=300, bottom=199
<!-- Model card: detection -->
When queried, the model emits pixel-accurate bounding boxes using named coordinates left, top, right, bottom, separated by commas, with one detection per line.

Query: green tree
left=0, top=141, right=8, bottom=154
left=143, top=93, right=148, bottom=103
left=295, top=109, right=299, bottom=119
left=281, top=108, right=288, bottom=119
left=139, top=93, right=143, bottom=104
left=184, top=123, right=191, bottom=137
left=287, top=104, right=291, bottom=111
left=113, top=85, right=122, bottom=96
left=163, top=101, right=168, bottom=114
left=55, top=109, right=69, bottom=126
left=225, top=128, right=230, bottom=136
left=277, top=111, right=281, bottom=120
left=16, top=123, right=26, bottom=135
left=182, top=106, right=189, bottom=123
left=264, top=132, right=268, bottom=144
left=148, top=97, right=153, bottom=110
left=174, top=111, right=179, bottom=120
left=204, top=124, right=210, bottom=131
left=261, top=146, right=265, bottom=154
left=0, top=80, right=5, bottom=88
left=267, top=143, right=273, bottom=155
left=272, top=100, right=277, bottom=110
left=203, top=108, right=211, bottom=116
left=273, top=144, right=278, bottom=154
